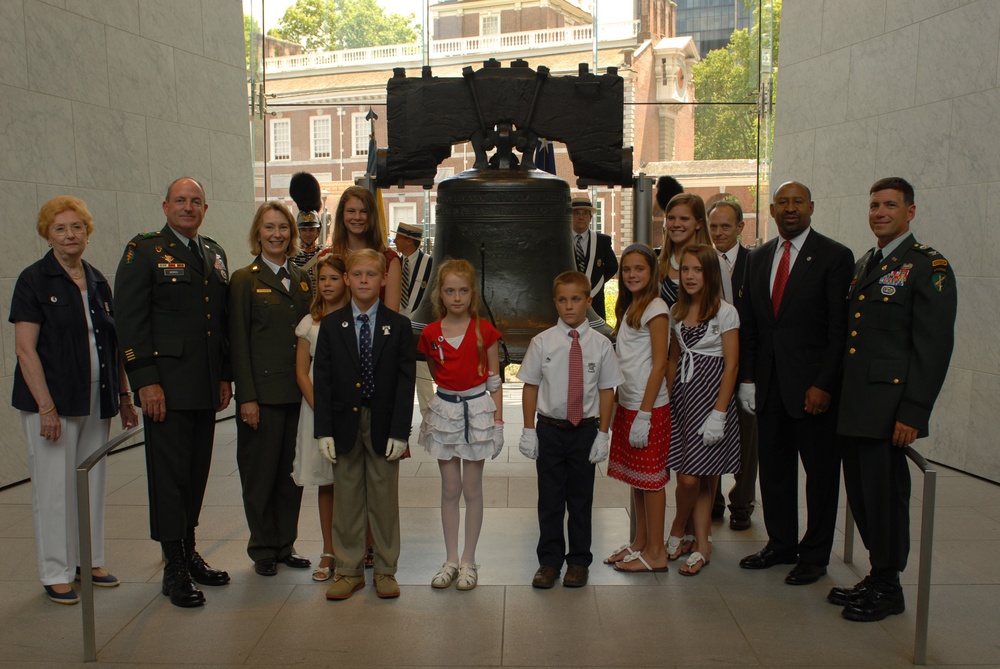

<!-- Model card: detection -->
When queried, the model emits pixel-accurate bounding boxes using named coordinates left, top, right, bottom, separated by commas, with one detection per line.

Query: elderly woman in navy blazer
left=10, top=196, right=139, bottom=604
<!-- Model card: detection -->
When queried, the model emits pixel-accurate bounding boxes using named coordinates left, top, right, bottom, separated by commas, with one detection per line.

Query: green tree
left=692, top=0, right=781, bottom=160
left=269, top=0, right=419, bottom=52
left=245, top=14, right=262, bottom=72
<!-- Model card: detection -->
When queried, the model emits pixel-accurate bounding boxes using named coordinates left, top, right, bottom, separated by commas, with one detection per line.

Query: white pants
left=24, top=381, right=110, bottom=585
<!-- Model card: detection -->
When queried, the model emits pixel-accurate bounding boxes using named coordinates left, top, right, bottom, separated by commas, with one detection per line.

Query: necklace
left=64, top=265, right=84, bottom=280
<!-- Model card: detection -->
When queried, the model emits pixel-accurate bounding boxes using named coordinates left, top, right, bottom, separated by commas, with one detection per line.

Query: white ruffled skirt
left=418, top=384, right=496, bottom=461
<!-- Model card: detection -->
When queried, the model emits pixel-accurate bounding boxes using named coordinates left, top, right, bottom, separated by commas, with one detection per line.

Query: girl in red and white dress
left=605, top=244, right=672, bottom=573
left=418, top=259, right=504, bottom=591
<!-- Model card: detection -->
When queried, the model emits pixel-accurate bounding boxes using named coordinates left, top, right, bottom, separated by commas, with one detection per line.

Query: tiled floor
left=1, top=385, right=998, bottom=667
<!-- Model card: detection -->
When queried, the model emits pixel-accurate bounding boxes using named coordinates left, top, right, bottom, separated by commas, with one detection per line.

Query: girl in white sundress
left=292, top=253, right=349, bottom=582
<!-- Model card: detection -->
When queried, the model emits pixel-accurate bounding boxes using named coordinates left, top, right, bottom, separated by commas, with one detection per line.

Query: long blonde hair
left=612, top=244, right=660, bottom=336
left=309, top=253, right=348, bottom=321
left=434, top=258, right=488, bottom=375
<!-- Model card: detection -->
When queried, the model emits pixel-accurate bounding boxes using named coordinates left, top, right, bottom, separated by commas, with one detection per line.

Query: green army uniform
left=837, top=233, right=957, bottom=576
left=228, top=258, right=312, bottom=563
left=114, top=225, right=231, bottom=542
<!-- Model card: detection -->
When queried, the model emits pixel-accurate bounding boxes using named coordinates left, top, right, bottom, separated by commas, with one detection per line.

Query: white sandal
left=312, top=553, right=335, bottom=582
left=680, top=551, right=709, bottom=576
left=431, top=562, right=459, bottom=589
left=455, top=563, right=479, bottom=591
left=666, top=535, right=683, bottom=560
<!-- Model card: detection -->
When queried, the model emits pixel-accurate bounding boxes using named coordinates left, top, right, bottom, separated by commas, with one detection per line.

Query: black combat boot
left=185, top=528, right=230, bottom=586
left=161, top=540, right=206, bottom=608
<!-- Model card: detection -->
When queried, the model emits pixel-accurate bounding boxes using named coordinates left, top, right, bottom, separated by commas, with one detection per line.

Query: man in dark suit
left=313, top=249, right=416, bottom=601
left=114, top=177, right=233, bottom=608
left=393, top=222, right=434, bottom=415
left=708, top=199, right=758, bottom=531
left=737, top=181, right=854, bottom=585
left=832, top=177, right=957, bottom=621
left=571, top=198, right=617, bottom=321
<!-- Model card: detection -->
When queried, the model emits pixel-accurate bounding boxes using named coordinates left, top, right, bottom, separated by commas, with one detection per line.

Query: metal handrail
left=843, top=446, right=935, bottom=666
left=76, top=425, right=143, bottom=663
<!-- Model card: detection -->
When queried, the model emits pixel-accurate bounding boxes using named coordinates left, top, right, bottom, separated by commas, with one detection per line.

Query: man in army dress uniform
left=833, top=177, right=957, bottom=622
left=114, top=177, right=233, bottom=608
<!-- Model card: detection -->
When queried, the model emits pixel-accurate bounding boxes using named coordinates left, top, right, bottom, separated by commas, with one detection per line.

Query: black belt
left=436, top=389, right=487, bottom=442
left=536, top=414, right=598, bottom=430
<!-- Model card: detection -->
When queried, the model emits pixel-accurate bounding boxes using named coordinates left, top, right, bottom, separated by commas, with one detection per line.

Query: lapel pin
left=382, top=325, right=391, bottom=335
left=341, top=321, right=349, bottom=328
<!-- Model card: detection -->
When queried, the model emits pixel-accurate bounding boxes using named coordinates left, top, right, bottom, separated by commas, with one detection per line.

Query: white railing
left=264, top=21, right=640, bottom=74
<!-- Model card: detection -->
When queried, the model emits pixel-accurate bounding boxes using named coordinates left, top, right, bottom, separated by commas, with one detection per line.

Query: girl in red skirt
left=605, top=244, right=672, bottom=573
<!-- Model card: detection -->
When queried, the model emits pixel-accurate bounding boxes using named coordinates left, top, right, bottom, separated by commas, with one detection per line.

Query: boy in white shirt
left=518, top=271, right=623, bottom=588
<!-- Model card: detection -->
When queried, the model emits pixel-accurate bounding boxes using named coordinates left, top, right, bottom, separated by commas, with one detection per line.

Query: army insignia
left=300, top=281, right=310, bottom=293
left=587, top=362, right=596, bottom=373
left=878, top=269, right=909, bottom=286
left=932, top=259, right=948, bottom=267
left=902, top=263, right=913, bottom=270
left=125, top=247, right=134, bottom=264
left=256, top=288, right=272, bottom=293
left=214, top=254, right=227, bottom=280
left=881, top=286, right=896, bottom=296
left=932, top=272, right=948, bottom=292
left=124, top=349, right=135, bottom=361
left=382, top=325, right=391, bottom=336
left=155, top=246, right=163, bottom=253
left=163, top=254, right=175, bottom=263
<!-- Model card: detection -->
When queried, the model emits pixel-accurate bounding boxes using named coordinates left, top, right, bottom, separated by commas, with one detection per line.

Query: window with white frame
left=270, top=118, right=291, bottom=161
left=594, top=199, right=605, bottom=234
left=311, top=115, right=332, bottom=159
left=352, top=112, right=369, bottom=157
left=481, top=14, right=499, bottom=35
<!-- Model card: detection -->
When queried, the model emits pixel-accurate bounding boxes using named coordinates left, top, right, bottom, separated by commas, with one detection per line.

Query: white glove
left=519, top=428, right=538, bottom=460
left=628, top=410, right=651, bottom=449
left=485, top=372, right=502, bottom=393
left=697, top=410, right=727, bottom=446
left=385, top=437, right=407, bottom=461
left=589, top=431, right=610, bottom=464
left=318, top=437, right=336, bottom=464
left=738, top=383, right=756, bottom=414
left=490, top=422, right=504, bottom=460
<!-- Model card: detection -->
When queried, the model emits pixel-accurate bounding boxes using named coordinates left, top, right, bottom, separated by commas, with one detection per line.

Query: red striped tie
left=567, top=330, right=583, bottom=425
left=772, top=240, right=791, bottom=317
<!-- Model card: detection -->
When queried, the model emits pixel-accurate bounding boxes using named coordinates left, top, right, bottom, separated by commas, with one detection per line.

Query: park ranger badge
left=300, top=281, right=310, bottom=293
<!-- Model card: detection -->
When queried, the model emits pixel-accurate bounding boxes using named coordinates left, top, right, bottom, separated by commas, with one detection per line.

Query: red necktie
left=567, top=330, right=583, bottom=426
left=772, top=240, right=791, bottom=317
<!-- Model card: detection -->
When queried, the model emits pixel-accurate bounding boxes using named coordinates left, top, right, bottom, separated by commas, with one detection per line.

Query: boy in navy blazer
left=313, top=249, right=415, bottom=600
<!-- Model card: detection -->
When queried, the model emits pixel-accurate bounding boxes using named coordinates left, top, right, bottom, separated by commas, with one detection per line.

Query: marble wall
left=0, top=0, right=254, bottom=488
left=772, top=0, right=998, bottom=482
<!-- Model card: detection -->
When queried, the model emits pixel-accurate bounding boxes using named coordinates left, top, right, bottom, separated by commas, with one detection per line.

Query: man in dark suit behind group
left=114, top=177, right=233, bottom=607
left=832, top=177, right=957, bottom=622
left=737, top=181, right=854, bottom=586
left=708, top=199, right=757, bottom=531
left=570, top=197, right=617, bottom=321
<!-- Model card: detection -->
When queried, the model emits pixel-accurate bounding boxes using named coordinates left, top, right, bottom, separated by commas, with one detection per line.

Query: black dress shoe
left=729, top=510, right=752, bottom=531
left=188, top=552, right=230, bottom=586
left=739, top=546, right=797, bottom=570
left=842, top=581, right=905, bottom=622
left=277, top=553, right=311, bottom=569
left=784, top=562, right=827, bottom=585
left=828, top=576, right=872, bottom=606
left=254, top=558, right=278, bottom=576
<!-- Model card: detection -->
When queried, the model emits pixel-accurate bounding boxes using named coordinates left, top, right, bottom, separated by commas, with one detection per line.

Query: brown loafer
left=562, top=564, right=589, bottom=588
left=374, top=573, right=400, bottom=599
left=531, top=565, right=559, bottom=589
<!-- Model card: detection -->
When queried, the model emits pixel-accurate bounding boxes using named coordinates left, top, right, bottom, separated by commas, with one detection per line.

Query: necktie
left=400, top=256, right=411, bottom=310
left=771, top=240, right=791, bottom=317
left=575, top=234, right=586, bottom=273
left=566, top=330, right=584, bottom=426
left=188, top=238, right=202, bottom=263
left=358, top=314, right=373, bottom=400
left=275, top=265, right=290, bottom=290
left=866, top=249, right=884, bottom=277
left=720, top=251, right=734, bottom=275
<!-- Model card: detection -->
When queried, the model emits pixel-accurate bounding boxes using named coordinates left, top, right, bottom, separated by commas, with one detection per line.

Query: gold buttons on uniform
left=859, top=295, right=865, bottom=301
left=355, top=382, right=361, bottom=388
left=883, top=297, right=889, bottom=302
left=205, top=297, right=209, bottom=302
left=893, top=378, right=900, bottom=384
left=352, top=407, right=358, bottom=412
left=849, top=348, right=856, bottom=354
left=851, top=331, right=857, bottom=337
left=854, top=312, right=861, bottom=318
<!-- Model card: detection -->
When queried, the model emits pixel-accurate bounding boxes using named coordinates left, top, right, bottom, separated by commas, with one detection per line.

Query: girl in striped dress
left=666, top=244, right=740, bottom=575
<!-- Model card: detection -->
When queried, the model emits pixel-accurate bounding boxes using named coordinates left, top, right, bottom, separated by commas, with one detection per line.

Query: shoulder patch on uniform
left=140, top=231, right=160, bottom=239
left=931, top=259, right=948, bottom=268
left=932, top=269, right=949, bottom=292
